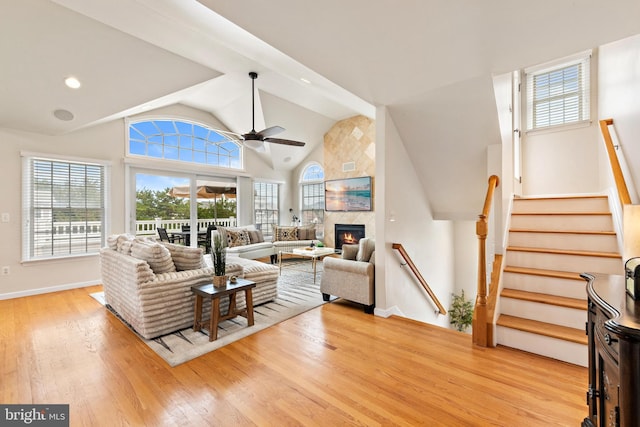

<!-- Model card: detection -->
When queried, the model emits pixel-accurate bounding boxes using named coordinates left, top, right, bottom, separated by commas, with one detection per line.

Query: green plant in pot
left=210, top=233, right=227, bottom=287
left=449, top=289, right=474, bottom=332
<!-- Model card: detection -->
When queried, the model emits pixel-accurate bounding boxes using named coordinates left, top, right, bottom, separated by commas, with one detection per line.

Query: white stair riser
left=512, top=197, right=609, bottom=214
left=496, top=326, right=587, bottom=367
left=500, top=298, right=586, bottom=329
left=506, top=251, right=622, bottom=274
left=508, top=231, right=619, bottom=253
left=502, top=273, right=586, bottom=300
left=510, top=214, right=613, bottom=232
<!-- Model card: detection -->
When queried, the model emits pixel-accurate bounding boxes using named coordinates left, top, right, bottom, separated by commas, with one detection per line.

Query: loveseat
left=100, top=234, right=278, bottom=339
left=320, top=238, right=375, bottom=313
left=214, top=224, right=319, bottom=261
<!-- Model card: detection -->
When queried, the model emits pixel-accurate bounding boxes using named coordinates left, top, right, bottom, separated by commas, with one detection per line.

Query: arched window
left=300, top=163, right=324, bottom=237
left=128, top=119, right=242, bottom=169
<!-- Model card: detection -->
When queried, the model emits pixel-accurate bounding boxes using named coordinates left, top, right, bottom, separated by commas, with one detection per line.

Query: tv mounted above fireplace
left=324, top=176, right=372, bottom=212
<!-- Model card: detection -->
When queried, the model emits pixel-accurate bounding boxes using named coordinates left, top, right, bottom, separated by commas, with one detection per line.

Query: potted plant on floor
left=211, top=233, right=227, bottom=287
left=449, top=289, right=474, bottom=333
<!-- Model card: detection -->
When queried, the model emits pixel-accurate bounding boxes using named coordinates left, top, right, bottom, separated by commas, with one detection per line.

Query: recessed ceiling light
left=53, top=109, right=74, bottom=121
left=300, top=77, right=311, bottom=84
left=64, top=77, right=81, bottom=89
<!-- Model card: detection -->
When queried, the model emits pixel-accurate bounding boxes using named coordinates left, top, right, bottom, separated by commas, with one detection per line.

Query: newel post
left=473, top=214, right=488, bottom=347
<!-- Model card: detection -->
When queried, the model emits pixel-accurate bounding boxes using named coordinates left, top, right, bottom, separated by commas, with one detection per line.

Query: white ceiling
left=3, top=0, right=640, bottom=217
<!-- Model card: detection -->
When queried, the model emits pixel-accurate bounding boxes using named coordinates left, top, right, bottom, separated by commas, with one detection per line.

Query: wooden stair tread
left=501, top=288, right=586, bottom=310
left=509, top=228, right=616, bottom=236
left=503, top=266, right=584, bottom=281
left=514, top=195, right=608, bottom=201
left=511, top=212, right=611, bottom=216
left=497, top=314, right=588, bottom=345
left=507, top=246, right=621, bottom=259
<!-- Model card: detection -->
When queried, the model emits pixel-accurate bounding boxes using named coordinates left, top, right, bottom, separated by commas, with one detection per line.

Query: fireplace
left=334, top=224, right=365, bottom=253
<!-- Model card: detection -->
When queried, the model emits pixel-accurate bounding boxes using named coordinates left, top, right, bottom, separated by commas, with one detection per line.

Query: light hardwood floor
left=0, top=285, right=588, bottom=426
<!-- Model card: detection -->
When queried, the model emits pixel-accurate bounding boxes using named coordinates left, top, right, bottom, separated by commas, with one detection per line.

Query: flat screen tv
left=325, top=176, right=373, bottom=212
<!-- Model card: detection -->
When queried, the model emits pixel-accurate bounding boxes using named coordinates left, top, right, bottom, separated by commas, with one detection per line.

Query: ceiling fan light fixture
left=243, top=139, right=263, bottom=150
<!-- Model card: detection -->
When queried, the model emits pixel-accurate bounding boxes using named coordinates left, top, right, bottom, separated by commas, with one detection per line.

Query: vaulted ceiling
left=3, top=0, right=640, bottom=217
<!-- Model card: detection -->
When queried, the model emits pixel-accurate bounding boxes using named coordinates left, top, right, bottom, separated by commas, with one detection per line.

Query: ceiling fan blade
left=264, top=137, right=306, bottom=147
left=256, top=125, right=285, bottom=138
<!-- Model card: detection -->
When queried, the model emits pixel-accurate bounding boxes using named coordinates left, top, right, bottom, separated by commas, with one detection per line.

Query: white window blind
left=526, top=53, right=591, bottom=130
left=23, top=156, right=107, bottom=261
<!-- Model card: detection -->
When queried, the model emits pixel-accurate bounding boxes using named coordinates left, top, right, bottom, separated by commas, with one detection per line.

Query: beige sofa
left=100, top=234, right=278, bottom=339
left=320, top=238, right=375, bottom=313
left=214, top=224, right=318, bottom=261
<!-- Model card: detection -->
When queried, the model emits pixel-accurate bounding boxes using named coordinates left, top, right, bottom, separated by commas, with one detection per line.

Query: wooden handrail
left=473, top=175, right=500, bottom=347
left=391, top=243, right=446, bottom=315
left=600, top=118, right=631, bottom=206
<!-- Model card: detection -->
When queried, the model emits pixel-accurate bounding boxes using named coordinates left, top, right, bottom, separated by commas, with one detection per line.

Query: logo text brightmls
left=1, top=405, right=68, bottom=426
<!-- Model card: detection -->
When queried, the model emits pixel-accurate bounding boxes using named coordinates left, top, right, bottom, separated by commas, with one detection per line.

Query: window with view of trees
left=22, top=156, right=107, bottom=260
left=135, top=186, right=236, bottom=221
left=128, top=119, right=242, bottom=169
left=254, top=182, right=279, bottom=237
left=300, top=163, right=324, bottom=236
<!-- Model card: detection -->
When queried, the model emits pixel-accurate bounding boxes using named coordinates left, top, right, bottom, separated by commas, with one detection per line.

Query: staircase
left=495, top=195, right=622, bottom=367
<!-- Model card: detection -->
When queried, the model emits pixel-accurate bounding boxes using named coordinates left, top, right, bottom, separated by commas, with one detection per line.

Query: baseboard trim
left=374, top=305, right=404, bottom=318
left=0, top=279, right=101, bottom=300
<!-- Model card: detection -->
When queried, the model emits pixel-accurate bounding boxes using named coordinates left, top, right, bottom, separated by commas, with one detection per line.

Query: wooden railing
left=600, top=118, right=631, bottom=206
left=391, top=243, right=446, bottom=315
left=473, top=175, right=500, bottom=347
left=135, top=217, right=238, bottom=236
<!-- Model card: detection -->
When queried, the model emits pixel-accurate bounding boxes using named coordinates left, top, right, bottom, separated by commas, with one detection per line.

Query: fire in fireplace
left=334, top=224, right=365, bottom=253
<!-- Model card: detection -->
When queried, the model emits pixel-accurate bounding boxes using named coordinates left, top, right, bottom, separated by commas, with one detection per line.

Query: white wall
left=598, top=34, right=640, bottom=202
left=453, top=221, right=479, bottom=301
left=0, top=103, right=291, bottom=298
left=523, top=125, right=601, bottom=195
left=377, top=106, right=455, bottom=328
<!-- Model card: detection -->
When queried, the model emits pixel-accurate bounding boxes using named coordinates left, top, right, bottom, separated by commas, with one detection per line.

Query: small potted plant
left=210, top=233, right=227, bottom=287
left=449, top=289, right=474, bottom=332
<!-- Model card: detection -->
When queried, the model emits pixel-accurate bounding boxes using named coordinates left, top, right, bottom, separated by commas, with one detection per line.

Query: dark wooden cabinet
left=582, top=273, right=640, bottom=427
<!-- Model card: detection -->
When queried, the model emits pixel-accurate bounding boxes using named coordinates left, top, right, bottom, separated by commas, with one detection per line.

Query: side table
left=191, top=278, right=256, bottom=341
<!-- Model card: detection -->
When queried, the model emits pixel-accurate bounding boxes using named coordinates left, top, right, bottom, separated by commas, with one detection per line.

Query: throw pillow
left=161, top=242, right=204, bottom=271
left=274, top=226, right=298, bottom=241
left=226, top=229, right=250, bottom=247
left=106, top=234, right=119, bottom=250
left=356, top=238, right=375, bottom=263
left=298, top=224, right=316, bottom=240
left=131, top=239, right=176, bottom=274
left=115, top=234, right=135, bottom=255
left=247, top=229, right=264, bottom=244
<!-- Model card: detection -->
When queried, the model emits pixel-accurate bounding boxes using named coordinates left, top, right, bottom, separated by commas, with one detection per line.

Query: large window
left=526, top=52, right=591, bottom=131
left=128, top=119, right=242, bottom=169
left=22, top=155, right=107, bottom=261
left=300, top=163, right=324, bottom=236
left=254, top=182, right=279, bottom=237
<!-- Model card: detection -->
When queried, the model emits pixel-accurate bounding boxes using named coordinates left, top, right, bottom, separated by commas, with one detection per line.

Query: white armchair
left=320, top=238, right=375, bottom=313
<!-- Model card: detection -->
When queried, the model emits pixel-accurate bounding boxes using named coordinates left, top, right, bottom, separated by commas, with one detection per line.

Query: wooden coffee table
left=191, top=278, right=256, bottom=341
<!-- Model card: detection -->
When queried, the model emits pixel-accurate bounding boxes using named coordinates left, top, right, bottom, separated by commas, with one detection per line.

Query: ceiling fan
left=237, top=72, right=306, bottom=151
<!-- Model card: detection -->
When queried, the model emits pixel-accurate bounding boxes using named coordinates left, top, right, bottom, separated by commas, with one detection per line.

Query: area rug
left=91, top=261, right=329, bottom=367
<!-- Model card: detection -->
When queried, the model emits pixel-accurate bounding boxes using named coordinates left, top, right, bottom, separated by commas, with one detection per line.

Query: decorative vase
left=212, top=275, right=228, bottom=288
